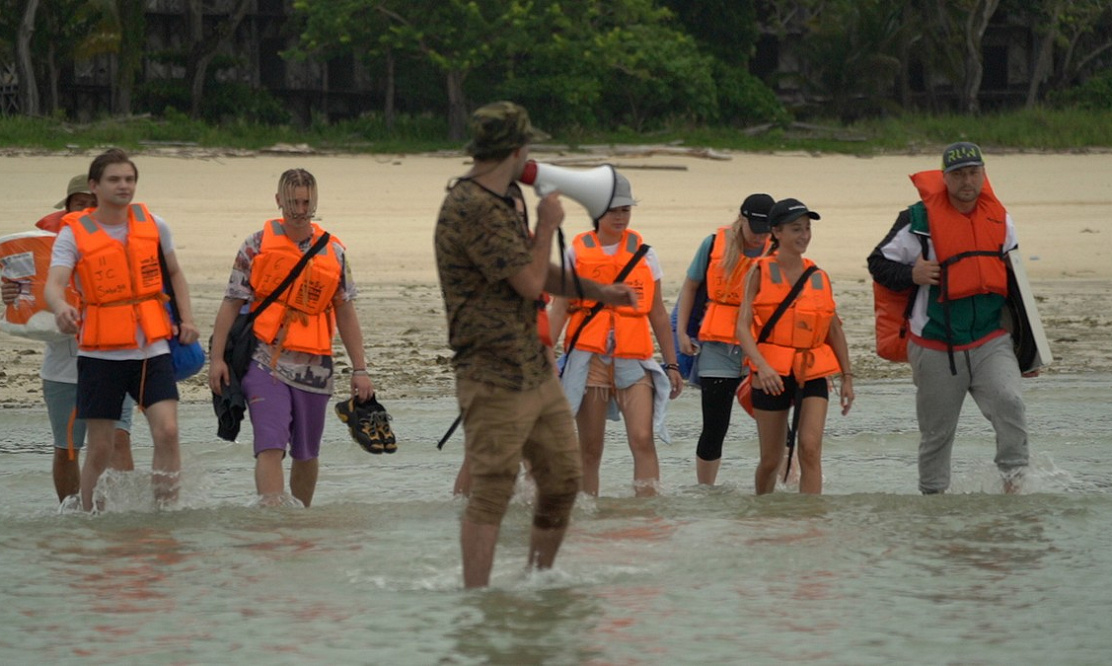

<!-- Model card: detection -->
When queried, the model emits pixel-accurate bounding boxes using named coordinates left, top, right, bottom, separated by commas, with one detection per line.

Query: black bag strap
left=750, top=262, right=821, bottom=483
left=156, top=243, right=181, bottom=324
left=561, top=243, right=651, bottom=364
left=757, top=264, right=819, bottom=343
left=244, top=232, right=331, bottom=324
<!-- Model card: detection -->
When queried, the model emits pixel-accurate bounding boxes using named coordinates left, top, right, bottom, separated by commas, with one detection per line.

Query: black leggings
left=695, top=376, right=744, bottom=462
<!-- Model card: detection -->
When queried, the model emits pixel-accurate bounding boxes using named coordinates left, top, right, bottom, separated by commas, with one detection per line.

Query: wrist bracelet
left=352, top=369, right=368, bottom=375
left=663, top=363, right=680, bottom=372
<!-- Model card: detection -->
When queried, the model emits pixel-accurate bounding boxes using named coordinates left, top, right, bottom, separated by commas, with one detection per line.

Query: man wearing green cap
left=867, top=141, right=1030, bottom=494
left=435, top=101, right=635, bottom=588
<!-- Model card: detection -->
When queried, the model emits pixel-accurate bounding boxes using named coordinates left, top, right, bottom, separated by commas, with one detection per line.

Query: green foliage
left=477, top=0, right=720, bottom=133
left=1049, top=69, right=1112, bottom=111
left=794, top=0, right=905, bottom=122
left=712, top=65, right=790, bottom=127
left=134, top=80, right=290, bottom=126
left=659, top=0, right=760, bottom=65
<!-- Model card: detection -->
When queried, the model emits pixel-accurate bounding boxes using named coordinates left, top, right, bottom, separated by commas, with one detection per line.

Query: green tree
left=15, top=0, right=40, bottom=116
left=482, top=0, right=719, bottom=132
left=3, top=0, right=118, bottom=117
left=292, top=0, right=402, bottom=129
left=184, top=0, right=252, bottom=120
left=803, top=0, right=905, bottom=121
left=920, top=0, right=1002, bottom=113
left=113, top=0, right=144, bottom=115
left=294, top=0, right=509, bottom=140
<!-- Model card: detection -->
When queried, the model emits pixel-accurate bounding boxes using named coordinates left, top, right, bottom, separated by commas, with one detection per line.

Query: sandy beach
left=2, top=148, right=1110, bottom=406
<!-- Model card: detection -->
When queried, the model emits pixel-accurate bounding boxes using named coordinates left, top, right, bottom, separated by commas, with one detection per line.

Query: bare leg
left=255, top=449, right=286, bottom=503
left=143, top=400, right=181, bottom=506
left=617, top=382, right=658, bottom=497
left=776, top=446, right=801, bottom=485
left=754, top=410, right=789, bottom=495
left=53, top=448, right=80, bottom=502
left=795, top=398, right=828, bottom=495
left=461, top=518, right=500, bottom=588
left=109, top=429, right=134, bottom=471
left=575, top=390, right=609, bottom=497
left=80, top=419, right=116, bottom=511
left=528, top=525, right=568, bottom=570
left=696, top=457, right=721, bottom=486
left=289, top=458, right=319, bottom=507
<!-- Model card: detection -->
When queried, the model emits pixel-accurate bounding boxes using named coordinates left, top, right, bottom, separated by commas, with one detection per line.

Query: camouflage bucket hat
left=465, top=101, right=550, bottom=158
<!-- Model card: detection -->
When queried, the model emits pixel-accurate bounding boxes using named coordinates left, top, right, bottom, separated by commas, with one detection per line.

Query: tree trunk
left=446, top=70, right=467, bottom=141
left=115, top=0, right=147, bottom=116
left=384, top=48, right=395, bottom=133
left=46, top=41, right=58, bottom=115
left=1025, top=4, right=1061, bottom=108
left=958, top=0, right=1001, bottom=114
left=16, top=0, right=41, bottom=117
left=185, top=0, right=252, bottom=120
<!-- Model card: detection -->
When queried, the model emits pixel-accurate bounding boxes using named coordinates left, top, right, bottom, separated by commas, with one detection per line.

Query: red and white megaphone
left=519, top=160, right=616, bottom=220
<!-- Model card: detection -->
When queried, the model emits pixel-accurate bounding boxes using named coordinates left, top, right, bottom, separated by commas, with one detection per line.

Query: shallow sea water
left=1, top=374, right=1110, bottom=664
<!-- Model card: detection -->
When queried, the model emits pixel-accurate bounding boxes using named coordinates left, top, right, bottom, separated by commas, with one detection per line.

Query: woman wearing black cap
left=675, top=193, right=774, bottom=485
left=736, top=198, right=854, bottom=495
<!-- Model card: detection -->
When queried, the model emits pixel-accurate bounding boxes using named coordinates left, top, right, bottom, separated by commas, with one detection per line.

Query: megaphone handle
left=535, top=183, right=557, bottom=197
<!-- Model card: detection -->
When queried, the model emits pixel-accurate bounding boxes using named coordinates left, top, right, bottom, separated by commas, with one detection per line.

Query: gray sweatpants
left=908, top=335, right=1029, bottom=493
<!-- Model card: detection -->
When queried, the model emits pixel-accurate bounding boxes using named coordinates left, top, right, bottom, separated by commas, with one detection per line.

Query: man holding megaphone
left=435, top=101, right=635, bottom=589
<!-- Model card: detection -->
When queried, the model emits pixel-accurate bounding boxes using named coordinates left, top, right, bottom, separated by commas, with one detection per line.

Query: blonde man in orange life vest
left=208, top=168, right=376, bottom=508
left=45, top=149, right=199, bottom=512
left=867, top=142, right=1029, bottom=494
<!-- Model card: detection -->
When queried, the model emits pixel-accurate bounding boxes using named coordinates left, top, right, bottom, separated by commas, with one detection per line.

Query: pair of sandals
left=335, top=395, right=397, bottom=454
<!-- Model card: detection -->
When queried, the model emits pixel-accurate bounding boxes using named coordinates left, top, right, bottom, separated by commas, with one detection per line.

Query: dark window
left=982, top=45, right=1008, bottom=91
left=260, top=38, right=286, bottom=89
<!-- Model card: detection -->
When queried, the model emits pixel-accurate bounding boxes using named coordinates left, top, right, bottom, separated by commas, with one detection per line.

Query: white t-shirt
left=50, top=213, right=175, bottom=361
left=41, top=337, right=79, bottom=383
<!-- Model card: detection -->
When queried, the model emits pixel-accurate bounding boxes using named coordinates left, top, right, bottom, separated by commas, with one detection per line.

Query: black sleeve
left=866, top=209, right=917, bottom=291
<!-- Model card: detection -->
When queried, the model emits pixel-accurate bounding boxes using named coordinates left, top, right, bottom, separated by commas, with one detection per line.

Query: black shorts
left=751, top=374, right=829, bottom=412
left=76, top=354, right=179, bottom=420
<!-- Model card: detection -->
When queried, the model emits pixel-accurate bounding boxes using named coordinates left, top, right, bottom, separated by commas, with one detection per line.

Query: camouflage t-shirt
left=435, top=179, right=550, bottom=390
left=224, top=224, right=356, bottom=395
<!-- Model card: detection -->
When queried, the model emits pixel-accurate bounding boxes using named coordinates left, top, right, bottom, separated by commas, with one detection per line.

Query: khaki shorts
left=457, top=373, right=581, bottom=498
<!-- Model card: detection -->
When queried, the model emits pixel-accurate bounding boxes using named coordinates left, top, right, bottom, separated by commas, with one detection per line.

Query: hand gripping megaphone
left=518, top=160, right=617, bottom=220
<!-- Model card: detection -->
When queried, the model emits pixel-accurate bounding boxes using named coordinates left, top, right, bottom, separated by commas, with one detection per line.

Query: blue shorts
left=44, top=380, right=135, bottom=450
left=241, top=362, right=331, bottom=460
left=76, top=354, right=179, bottom=420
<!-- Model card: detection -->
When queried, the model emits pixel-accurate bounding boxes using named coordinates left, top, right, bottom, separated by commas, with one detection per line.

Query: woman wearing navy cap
left=736, top=198, right=854, bottom=495
left=675, top=193, right=774, bottom=485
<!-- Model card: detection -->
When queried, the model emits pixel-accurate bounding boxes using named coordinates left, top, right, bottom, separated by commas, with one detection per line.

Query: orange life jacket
left=249, top=220, right=344, bottom=356
left=35, top=210, right=69, bottom=233
left=698, top=227, right=768, bottom=344
left=565, top=229, right=654, bottom=359
left=911, top=170, right=1008, bottom=301
left=536, top=292, right=553, bottom=347
left=749, top=257, right=840, bottom=380
left=873, top=280, right=914, bottom=362
left=68, top=204, right=172, bottom=351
